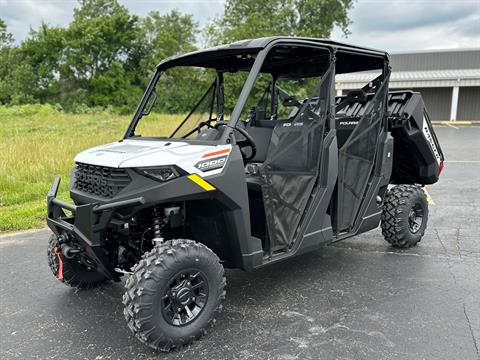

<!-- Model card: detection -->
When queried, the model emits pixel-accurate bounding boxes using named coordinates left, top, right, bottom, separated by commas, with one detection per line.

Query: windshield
left=129, top=50, right=260, bottom=140
left=132, top=66, right=216, bottom=139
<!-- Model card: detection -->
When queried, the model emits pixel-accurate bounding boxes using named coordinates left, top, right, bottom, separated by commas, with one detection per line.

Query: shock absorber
left=151, top=207, right=165, bottom=244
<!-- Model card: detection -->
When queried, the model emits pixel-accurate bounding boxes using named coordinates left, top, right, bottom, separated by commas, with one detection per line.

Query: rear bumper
left=46, top=176, right=145, bottom=281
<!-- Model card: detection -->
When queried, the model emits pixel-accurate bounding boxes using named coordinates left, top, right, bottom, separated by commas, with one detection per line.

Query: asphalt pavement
left=1, top=126, right=479, bottom=360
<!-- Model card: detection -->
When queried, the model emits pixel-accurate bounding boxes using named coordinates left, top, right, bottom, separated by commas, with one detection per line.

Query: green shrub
left=0, top=103, right=62, bottom=117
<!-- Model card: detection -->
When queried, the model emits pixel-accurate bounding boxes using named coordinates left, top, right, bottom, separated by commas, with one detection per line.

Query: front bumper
left=46, top=176, right=145, bottom=281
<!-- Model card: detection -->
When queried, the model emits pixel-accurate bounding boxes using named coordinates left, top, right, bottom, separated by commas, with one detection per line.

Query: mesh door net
left=260, top=66, right=333, bottom=252
left=337, top=73, right=390, bottom=231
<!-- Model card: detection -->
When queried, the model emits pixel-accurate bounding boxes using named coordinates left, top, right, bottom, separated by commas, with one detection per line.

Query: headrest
left=346, top=89, right=367, bottom=104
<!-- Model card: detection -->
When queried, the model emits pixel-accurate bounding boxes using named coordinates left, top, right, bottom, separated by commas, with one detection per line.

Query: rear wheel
left=381, top=185, right=429, bottom=248
left=123, top=239, right=226, bottom=351
left=47, top=234, right=107, bottom=289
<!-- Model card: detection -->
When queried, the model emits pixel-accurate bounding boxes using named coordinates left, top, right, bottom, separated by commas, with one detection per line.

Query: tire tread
left=123, top=239, right=226, bottom=351
left=381, top=185, right=428, bottom=248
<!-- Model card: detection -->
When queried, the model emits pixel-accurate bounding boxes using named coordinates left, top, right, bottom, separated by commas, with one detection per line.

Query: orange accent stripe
left=201, top=148, right=231, bottom=158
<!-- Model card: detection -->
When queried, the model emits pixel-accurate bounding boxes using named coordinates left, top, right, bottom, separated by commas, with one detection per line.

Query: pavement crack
left=434, top=227, right=449, bottom=255
left=309, top=323, right=395, bottom=348
left=333, top=245, right=452, bottom=261
left=455, top=226, right=462, bottom=258
left=463, top=304, right=480, bottom=359
left=282, top=311, right=315, bottom=323
left=434, top=228, right=458, bottom=286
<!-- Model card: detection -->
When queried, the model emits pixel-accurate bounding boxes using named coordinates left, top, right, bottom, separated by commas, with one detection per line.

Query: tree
left=206, top=0, right=353, bottom=45
left=20, top=24, right=66, bottom=102
left=0, top=18, right=26, bottom=104
left=64, top=0, right=139, bottom=84
left=58, top=0, right=141, bottom=108
left=132, top=10, right=202, bottom=113
left=0, top=18, right=12, bottom=103
left=0, top=18, right=13, bottom=48
left=0, top=2, right=202, bottom=110
left=142, top=10, right=198, bottom=67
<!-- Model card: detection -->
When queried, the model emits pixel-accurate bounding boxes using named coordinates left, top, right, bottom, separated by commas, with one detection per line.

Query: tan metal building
left=336, top=48, right=480, bottom=121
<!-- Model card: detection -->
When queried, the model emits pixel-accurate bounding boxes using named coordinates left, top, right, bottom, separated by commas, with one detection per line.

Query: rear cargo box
left=387, top=91, right=444, bottom=185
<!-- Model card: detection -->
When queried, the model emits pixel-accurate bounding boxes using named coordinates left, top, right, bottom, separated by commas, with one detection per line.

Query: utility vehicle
left=46, top=37, right=444, bottom=351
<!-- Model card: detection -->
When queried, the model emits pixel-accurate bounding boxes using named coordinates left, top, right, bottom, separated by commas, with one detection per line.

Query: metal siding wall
left=391, top=50, right=480, bottom=71
left=411, top=87, right=452, bottom=120
left=457, top=87, right=480, bottom=121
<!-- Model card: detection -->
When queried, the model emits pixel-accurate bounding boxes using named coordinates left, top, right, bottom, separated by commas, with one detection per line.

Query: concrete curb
left=0, top=227, right=48, bottom=239
left=432, top=120, right=480, bottom=125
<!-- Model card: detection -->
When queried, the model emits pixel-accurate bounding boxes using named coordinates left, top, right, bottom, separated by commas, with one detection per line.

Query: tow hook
left=61, top=244, right=83, bottom=259
left=57, top=234, right=83, bottom=259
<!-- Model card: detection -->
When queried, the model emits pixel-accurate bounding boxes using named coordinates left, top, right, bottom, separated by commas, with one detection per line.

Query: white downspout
left=450, top=86, right=459, bottom=121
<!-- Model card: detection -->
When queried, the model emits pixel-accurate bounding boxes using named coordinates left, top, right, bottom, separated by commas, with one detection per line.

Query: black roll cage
left=123, top=38, right=390, bottom=143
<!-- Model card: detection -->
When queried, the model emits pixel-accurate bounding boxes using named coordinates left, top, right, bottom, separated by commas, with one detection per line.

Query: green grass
left=0, top=104, right=183, bottom=232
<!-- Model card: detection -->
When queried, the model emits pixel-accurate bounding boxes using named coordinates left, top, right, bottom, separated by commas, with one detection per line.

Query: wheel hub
left=172, top=281, right=193, bottom=306
left=161, top=270, right=209, bottom=326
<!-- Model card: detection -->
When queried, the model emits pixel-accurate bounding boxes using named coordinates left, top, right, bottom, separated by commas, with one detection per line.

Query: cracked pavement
left=1, top=126, right=479, bottom=360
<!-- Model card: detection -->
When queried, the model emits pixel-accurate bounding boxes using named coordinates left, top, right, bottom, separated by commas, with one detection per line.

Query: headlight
left=136, top=166, right=185, bottom=182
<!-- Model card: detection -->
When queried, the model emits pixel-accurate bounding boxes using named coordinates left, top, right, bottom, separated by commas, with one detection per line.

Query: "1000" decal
left=194, top=155, right=227, bottom=172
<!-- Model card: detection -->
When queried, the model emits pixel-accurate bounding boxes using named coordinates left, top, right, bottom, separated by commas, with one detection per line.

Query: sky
left=1, top=0, right=479, bottom=53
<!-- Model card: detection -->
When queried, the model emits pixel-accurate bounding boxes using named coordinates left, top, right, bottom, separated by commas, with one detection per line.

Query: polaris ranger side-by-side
left=46, top=37, right=444, bottom=351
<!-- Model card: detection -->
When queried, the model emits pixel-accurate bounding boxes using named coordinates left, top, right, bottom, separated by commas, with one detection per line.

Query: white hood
left=74, top=139, right=233, bottom=177
left=74, top=139, right=188, bottom=168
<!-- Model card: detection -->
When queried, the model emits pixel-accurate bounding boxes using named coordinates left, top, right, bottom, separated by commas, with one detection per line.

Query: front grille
left=73, top=163, right=131, bottom=198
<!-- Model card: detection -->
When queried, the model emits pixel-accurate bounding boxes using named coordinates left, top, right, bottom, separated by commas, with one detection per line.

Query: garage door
left=411, top=87, right=451, bottom=121
left=458, top=87, right=480, bottom=121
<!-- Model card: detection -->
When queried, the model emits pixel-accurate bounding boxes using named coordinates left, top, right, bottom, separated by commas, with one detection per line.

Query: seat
left=242, top=124, right=274, bottom=163
left=335, top=117, right=360, bottom=148
left=334, top=89, right=369, bottom=148
left=245, top=116, right=313, bottom=194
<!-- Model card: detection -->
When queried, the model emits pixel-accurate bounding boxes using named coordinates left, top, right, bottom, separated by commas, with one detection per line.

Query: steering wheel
left=214, top=122, right=257, bottom=161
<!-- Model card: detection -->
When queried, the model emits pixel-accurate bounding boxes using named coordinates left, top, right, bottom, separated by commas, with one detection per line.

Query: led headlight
left=137, top=166, right=184, bottom=182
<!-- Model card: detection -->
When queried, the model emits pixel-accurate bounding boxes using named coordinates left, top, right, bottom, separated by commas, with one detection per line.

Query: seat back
left=335, top=117, right=359, bottom=148
left=335, top=89, right=370, bottom=148
left=265, top=119, right=316, bottom=171
left=244, top=123, right=275, bottom=163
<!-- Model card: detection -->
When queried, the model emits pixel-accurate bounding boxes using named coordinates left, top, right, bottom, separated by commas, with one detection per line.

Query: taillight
left=438, top=160, right=444, bottom=177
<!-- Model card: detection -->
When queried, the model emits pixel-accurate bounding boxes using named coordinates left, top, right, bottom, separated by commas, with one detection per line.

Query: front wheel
left=381, top=185, right=429, bottom=248
left=47, top=234, right=108, bottom=288
left=123, top=239, right=226, bottom=351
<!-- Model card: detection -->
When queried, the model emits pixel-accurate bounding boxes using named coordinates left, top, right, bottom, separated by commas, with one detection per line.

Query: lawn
left=0, top=105, right=183, bottom=232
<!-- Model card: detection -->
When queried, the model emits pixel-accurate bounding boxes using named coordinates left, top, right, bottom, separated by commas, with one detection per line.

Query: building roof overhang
left=336, top=69, right=480, bottom=89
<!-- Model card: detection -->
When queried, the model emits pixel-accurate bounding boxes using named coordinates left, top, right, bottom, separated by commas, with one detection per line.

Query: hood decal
left=195, top=155, right=228, bottom=172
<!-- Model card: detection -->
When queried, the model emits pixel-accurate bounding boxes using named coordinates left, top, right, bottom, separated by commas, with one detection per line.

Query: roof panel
left=158, top=36, right=389, bottom=69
